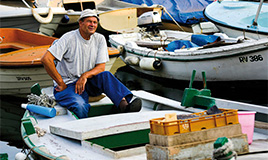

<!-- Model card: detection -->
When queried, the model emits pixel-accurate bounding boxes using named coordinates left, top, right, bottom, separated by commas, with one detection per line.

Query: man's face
left=79, top=16, right=98, bottom=36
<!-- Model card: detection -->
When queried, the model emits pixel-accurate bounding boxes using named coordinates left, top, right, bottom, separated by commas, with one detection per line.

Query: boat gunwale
left=122, top=46, right=268, bottom=62
left=21, top=110, right=65, bottom=160
left=109, top=36, right=268, bottom=61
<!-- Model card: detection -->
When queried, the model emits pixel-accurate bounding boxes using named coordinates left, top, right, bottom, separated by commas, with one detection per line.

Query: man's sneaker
left=126, top=98, right=142, bottom=112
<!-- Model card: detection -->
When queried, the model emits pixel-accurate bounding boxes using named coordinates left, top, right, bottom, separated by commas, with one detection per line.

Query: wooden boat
left=19, top=75, right=268, bottom=159
left=54, top=0, right=163, bottom=37
left=204, top=0, right=268, bottom=39
left=109, top=26, right=268, bottom=86
left=0, top=28, right=120, bottom=96
left=0, top=0, right=67, bottom=36
left=0, top=28, right=57, bottom=96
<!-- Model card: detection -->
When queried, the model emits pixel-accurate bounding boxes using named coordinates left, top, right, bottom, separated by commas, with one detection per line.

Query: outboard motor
left=138, top=11, right=162, bottom=34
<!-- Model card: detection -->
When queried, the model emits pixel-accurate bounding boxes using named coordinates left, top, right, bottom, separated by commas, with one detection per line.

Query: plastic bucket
left=238, top=111, right=256, bottom=144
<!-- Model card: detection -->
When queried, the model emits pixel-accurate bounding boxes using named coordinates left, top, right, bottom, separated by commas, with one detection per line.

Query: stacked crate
left=146, top=109, right=249, bottom=160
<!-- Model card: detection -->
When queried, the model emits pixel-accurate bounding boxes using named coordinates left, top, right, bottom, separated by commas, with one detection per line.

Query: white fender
left=15, top=152, right=27, bottom=160
left=139, top=57, right=162, bottom=71
left=32, top=7, right=53, bottom=24
left=125, top=56, right=140, bottom=66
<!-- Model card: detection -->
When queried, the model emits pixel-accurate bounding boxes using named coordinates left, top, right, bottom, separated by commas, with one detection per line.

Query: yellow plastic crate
left=149, top=109, right=239, bottom=135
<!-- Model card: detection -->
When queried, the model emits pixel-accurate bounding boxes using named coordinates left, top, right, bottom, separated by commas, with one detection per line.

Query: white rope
left=22, top=0, right=32, bottom=8
left=212, top=139, right=237, bottom=160
left=27, top=93, right=56, bottom=108
left=162, top=6, right=185, bottom=32
left=0, top=36, right=3, bottom=44
left=35, top=126, right=47, bottom=137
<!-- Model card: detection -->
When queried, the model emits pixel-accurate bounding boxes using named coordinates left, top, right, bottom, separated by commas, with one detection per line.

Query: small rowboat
left=19, top=72, right=268, bottom=159
left=0, top=28, right=57, bottom=96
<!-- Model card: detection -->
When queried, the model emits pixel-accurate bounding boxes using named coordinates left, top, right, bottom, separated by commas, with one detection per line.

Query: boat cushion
left=191, top=34, right=220, bottom=46
left=165, top=40, right=199, bottom=52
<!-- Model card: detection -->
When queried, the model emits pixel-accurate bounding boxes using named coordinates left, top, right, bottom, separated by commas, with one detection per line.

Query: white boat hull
left=0, top=58, right=116, bottom=97
left=109, top=31, right=268, bottom=82
left=39, top=13, right=67, bottom=36
left=0, top=66, right=53, bottom=96
left=122, top=47, right=268, bottom=81
left=0, top=14, right=40, bottom=33
left=0, top=4, right=66, bottom=36
left=213, top=23, right=267, bottom=40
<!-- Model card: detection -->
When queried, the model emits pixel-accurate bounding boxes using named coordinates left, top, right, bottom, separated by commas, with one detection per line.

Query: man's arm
left=41, top=51, right=67, bottom=91
left=75, top=63, right=105, bottom=95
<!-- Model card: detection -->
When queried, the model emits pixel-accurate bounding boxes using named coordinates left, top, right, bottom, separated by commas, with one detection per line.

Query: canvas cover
left=165, top=34, right=220, bottom=52
left=122, top=0, right=213, bottom=25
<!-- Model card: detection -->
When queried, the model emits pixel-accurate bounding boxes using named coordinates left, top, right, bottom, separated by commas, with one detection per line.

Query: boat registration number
left=239, top=54, right=263, bottom=63
left=16, top=77, right=32, bottom=81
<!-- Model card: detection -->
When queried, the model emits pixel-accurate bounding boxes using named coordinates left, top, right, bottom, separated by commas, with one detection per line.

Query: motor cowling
left=138, top=11, right=162, bottom=34
left=138, top=11, right=162, bottom=27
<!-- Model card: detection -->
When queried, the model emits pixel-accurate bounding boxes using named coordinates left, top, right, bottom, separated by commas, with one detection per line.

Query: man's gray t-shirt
left=48, top=29, right=109, bottom=86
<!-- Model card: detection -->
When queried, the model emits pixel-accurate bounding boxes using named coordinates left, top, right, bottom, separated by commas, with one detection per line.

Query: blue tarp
left=165, top=40, right=199, bottom=52
left=165, top=34, right=220, bottom=52
left=191, top=34, right=220, bottom=46
left=122, top=0, right=213, bottom=25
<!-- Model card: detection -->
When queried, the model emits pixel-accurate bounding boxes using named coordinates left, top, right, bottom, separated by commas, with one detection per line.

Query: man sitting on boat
left=41, top=9, right=141, bottom=119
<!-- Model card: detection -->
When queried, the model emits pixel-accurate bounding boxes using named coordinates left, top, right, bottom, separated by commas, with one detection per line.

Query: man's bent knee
left=67, top=101, right=90, bottom=119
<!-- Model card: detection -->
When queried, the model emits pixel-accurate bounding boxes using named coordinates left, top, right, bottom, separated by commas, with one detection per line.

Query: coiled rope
left=212, top=138, right=237, bottom=160
left=27, top=93, right=56, bottom=108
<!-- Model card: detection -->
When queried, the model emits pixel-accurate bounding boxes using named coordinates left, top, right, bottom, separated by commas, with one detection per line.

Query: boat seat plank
left=0, top=42, right=34, bottom=50
left=50, top=110, right=189, bottom=140
left=212, top=96, right=268, bottom=114
left=132, top=90, right=204, bottom=113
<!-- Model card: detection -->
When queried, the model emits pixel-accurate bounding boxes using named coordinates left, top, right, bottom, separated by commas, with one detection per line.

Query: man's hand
left=41, top=51, right=66, bottom=92
left=74, top=63, right=105, bottom=95
left=55, top=83, right=67, bottom=92
left=75, top=75, right=87, bottom=95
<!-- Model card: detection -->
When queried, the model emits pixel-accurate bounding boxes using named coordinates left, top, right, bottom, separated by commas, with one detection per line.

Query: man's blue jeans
left=54, top=71, right=133, bottom=118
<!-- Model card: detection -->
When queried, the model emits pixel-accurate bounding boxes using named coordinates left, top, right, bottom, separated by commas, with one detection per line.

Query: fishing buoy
left=15, top=152, right=27, bottom=160
left=125, top=56, right=140, bottom=66
left=21, top=103, right=56, bottom=118
left=139, top=57, right=162, bottom=70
